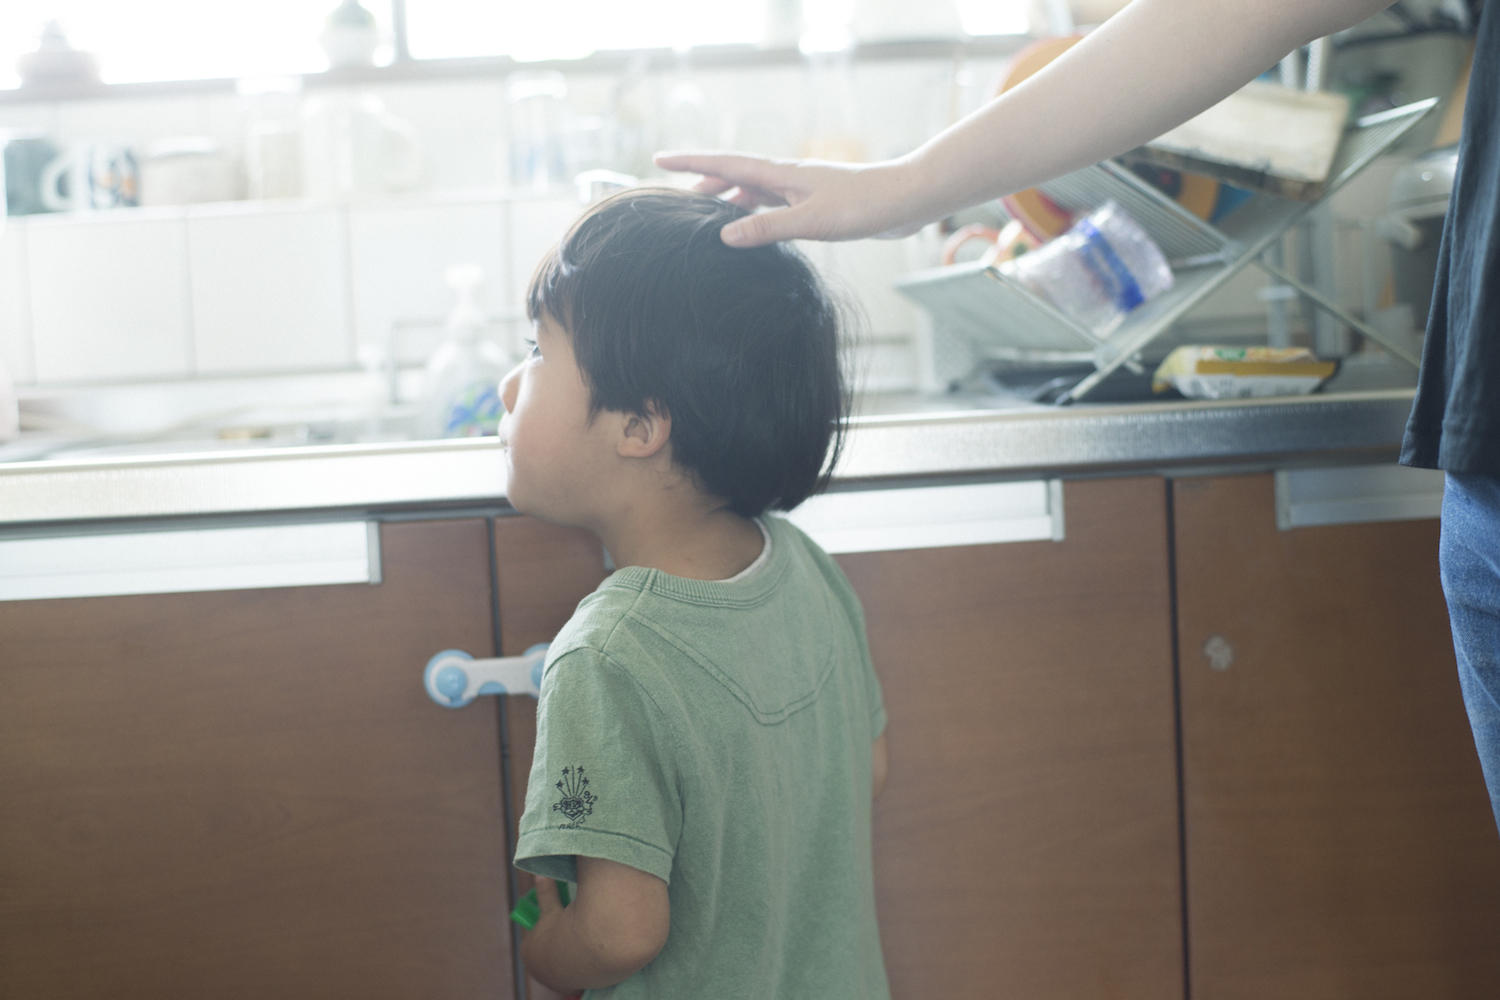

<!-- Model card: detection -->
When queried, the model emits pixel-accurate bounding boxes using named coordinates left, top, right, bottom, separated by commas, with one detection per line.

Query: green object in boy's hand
left=510, top=880, right=572, bottom=930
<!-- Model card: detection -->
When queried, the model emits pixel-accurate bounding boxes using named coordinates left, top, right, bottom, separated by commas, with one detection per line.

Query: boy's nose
left=499, top=363, right=523, bottom=414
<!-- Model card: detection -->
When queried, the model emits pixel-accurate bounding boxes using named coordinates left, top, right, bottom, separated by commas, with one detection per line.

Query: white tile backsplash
left=372, top=80, right=508, bottom=192
left=701, top=66, right=804, bottom=158
left=348, top=197, right=509, bottom=359
left=28, top=210, right=193, bottom=383
left=508, top=197, right=583, bottom=312
left=55, top=96, right=214, bottom=148
left=187, top=204, right=353, bottom=374
left=0, top=223, right=33, bottom=385
left=1, top=56, right=1060, bottom=392
left=823, top=238, right=921, bottom=336
left=0, top=103, right=59, bottom=137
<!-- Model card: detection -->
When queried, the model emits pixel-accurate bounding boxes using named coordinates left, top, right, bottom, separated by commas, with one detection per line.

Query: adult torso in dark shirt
left=1402, top=3, right=1500, bottom=474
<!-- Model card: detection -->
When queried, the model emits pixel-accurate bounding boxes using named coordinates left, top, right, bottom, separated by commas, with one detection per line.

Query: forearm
left=520, top=860, right=670, bottom=993
left=520, top=905, right=650, bottom=992
left=897, top=0, right=1395, bottom=225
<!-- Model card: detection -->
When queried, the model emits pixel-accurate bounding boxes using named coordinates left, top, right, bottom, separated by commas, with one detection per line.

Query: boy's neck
left=595, top=500, right=765, bottom=582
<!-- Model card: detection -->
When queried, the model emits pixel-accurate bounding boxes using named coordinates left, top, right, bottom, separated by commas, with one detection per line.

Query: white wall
left=0, top=57, right=1007, bottom=393
left=0, top=52, right=1404, bottom=394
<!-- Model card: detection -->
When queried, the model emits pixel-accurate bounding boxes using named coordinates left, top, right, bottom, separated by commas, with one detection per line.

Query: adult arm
left=520, top=857, right=671, bottom=992
left=655, top=0, right=1396, bottom=247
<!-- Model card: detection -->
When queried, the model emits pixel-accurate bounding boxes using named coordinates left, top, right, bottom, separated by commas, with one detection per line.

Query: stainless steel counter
left=0, top=389, right=1417, bottom=528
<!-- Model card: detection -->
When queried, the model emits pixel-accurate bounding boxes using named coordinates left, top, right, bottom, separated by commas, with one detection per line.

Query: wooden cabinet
left=1173, top=473, right=1500, bottom=999
left=7, top=474, right=1494, bottom=1000
left=0, top=519, right=513, bottom=1000
left=488, top=518, right=609, bottom=1000
left=835, top=476, right=1185, bottom=1000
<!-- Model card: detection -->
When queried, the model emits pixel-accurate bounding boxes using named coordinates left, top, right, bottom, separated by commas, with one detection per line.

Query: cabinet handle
left=1275, top=464, right=1443, bottom=530
left=784, top=479, right=1065, bottom=553
left=423, top=643, right=549, bottom=708
left=0, top=520, right=380, bottom=602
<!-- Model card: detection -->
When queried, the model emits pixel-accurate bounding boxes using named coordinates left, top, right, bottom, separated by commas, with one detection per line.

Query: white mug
left=40, top=143, right=138, bottom=211
left=300, top=92, right=422, bottom=201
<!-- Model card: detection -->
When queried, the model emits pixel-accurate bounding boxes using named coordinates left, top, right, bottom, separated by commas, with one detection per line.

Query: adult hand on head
left=653, top=151, right=931, bottom=248
left=660, top=0, right=1394, bottom=251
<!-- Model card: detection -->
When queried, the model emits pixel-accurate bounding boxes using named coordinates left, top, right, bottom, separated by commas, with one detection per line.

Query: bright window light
left=956, top=0, right=1030, bottom=36
left=798, top=0, right=855, bottom=53
left=0, top=1, right=394, bottom=88
left=406, top=0, right=766, bottom=61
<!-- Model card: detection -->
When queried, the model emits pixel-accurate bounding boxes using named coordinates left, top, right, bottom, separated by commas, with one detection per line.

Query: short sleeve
left=514, top=648, right=682, bottom=886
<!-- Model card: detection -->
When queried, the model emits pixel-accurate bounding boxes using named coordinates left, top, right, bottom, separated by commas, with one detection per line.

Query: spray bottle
left=418, top=264, right=512, bottom=439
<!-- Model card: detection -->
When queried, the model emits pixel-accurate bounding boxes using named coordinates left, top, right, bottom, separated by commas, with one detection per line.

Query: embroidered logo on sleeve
left=552, top=766, right=597, bottom=829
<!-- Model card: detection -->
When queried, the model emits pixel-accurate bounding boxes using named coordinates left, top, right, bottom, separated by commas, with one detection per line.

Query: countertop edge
left=0, top=391, right=1418, bottom=528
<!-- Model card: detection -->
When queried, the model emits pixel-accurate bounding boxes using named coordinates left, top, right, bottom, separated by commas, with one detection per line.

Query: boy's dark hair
left=527, top=187, right=848, bottom=518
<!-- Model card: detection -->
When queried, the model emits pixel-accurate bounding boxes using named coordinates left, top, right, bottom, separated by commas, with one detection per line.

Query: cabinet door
left=491, top=515, right=608, bottom=853
left=0, top=519, right=510, bottom=1000
left=1173, top=473, right=1500, bottom=999
left=835, top=477, right=1184, bottom=1000
left=489, top=517, right=609, bottom=1000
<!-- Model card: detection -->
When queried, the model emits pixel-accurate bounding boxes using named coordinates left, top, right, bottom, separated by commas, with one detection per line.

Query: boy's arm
left=520, top=856, right=671, bottom=993
left=872, top=732, right=889, bottom=800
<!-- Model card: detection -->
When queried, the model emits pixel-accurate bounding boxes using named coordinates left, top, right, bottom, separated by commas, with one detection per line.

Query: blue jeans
left=1441, top=472, right=1500, bottom=834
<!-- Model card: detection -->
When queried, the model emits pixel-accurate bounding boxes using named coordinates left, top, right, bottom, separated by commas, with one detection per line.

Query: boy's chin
left=503, top=483, right=569, bottom=527
left=503, top=482, right=538, bottom=517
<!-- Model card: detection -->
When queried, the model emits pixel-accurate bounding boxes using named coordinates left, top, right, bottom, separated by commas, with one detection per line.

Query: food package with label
left=1152, top=346, right=1337, bottom=399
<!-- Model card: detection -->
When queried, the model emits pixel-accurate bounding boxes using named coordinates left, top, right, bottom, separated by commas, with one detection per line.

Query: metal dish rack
left=893, top=98, right=1438, bottom=404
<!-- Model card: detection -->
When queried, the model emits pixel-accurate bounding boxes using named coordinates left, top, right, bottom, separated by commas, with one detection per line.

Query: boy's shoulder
left=540, top=515, right=865, bottom=703
left=544, top=573, right=648, bottom=668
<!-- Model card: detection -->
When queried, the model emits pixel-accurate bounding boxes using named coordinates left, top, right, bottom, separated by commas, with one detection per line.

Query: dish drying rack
left=893, top=98, right=1438, bottom=404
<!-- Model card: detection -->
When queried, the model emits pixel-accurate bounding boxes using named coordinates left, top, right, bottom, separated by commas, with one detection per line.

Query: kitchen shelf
left=894, top=97, right=1438, bottom=403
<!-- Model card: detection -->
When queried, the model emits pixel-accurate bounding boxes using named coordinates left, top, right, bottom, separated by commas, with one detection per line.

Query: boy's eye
left=523, top=338, right=540, bottom=358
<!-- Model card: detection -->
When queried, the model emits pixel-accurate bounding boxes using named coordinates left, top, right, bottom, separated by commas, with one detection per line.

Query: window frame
left=0, top=0, right=1029, bottom=107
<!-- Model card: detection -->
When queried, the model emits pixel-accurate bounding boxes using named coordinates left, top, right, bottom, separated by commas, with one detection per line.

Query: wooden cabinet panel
left=489, top=517, right=608, bottom=1000
left=490, top=516, right=608, bottom=870
left=1173, top=474, right=1500, bottom=999
left=836, top=477, right=1184, bottom=1000
left=0, top=519, right=510, bottom=1000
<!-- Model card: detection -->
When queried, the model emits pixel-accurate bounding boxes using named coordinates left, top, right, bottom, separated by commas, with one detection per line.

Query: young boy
left=499, top=188, right=891, bottom=999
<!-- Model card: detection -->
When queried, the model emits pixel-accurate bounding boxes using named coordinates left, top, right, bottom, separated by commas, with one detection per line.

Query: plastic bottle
left=510, top=880, right=572, bottom=930
left=1004, top=200, right=1173, bottom=334
left=418, top=265, right=511, bottom=439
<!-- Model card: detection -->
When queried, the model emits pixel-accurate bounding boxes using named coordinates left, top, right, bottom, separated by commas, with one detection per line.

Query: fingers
left=725, top=183, right=788, bottom=210
left=689, top=175, right=738, bottom=196
left=654, top=151, right=791, bottom=195
left=721, top=204, right=818, bottom=248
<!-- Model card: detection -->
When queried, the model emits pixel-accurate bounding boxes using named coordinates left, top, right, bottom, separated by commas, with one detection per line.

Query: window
left=405, top=0, right=766, bottom=61
left=0, top=0, right=1029, bottom=90
left=1, top=1, right=394, bottom=88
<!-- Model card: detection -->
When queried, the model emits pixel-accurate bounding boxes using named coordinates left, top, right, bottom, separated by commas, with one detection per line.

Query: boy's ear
left=617, top=400, right=672, bottom=460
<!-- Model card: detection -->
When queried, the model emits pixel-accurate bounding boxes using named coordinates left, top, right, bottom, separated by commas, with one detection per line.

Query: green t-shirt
left=514, top=515, right=890, bottom=1000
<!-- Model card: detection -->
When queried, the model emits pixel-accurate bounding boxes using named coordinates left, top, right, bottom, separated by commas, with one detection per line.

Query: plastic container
left=418, top=264, right=512, bottom=439
left=1003, top=200, right=1173, bottom=334
left=508, top=71, right=569, bottom=192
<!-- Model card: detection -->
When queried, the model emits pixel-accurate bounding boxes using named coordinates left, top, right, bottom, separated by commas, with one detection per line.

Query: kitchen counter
left=0, top=389, right=1418, bottom=528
